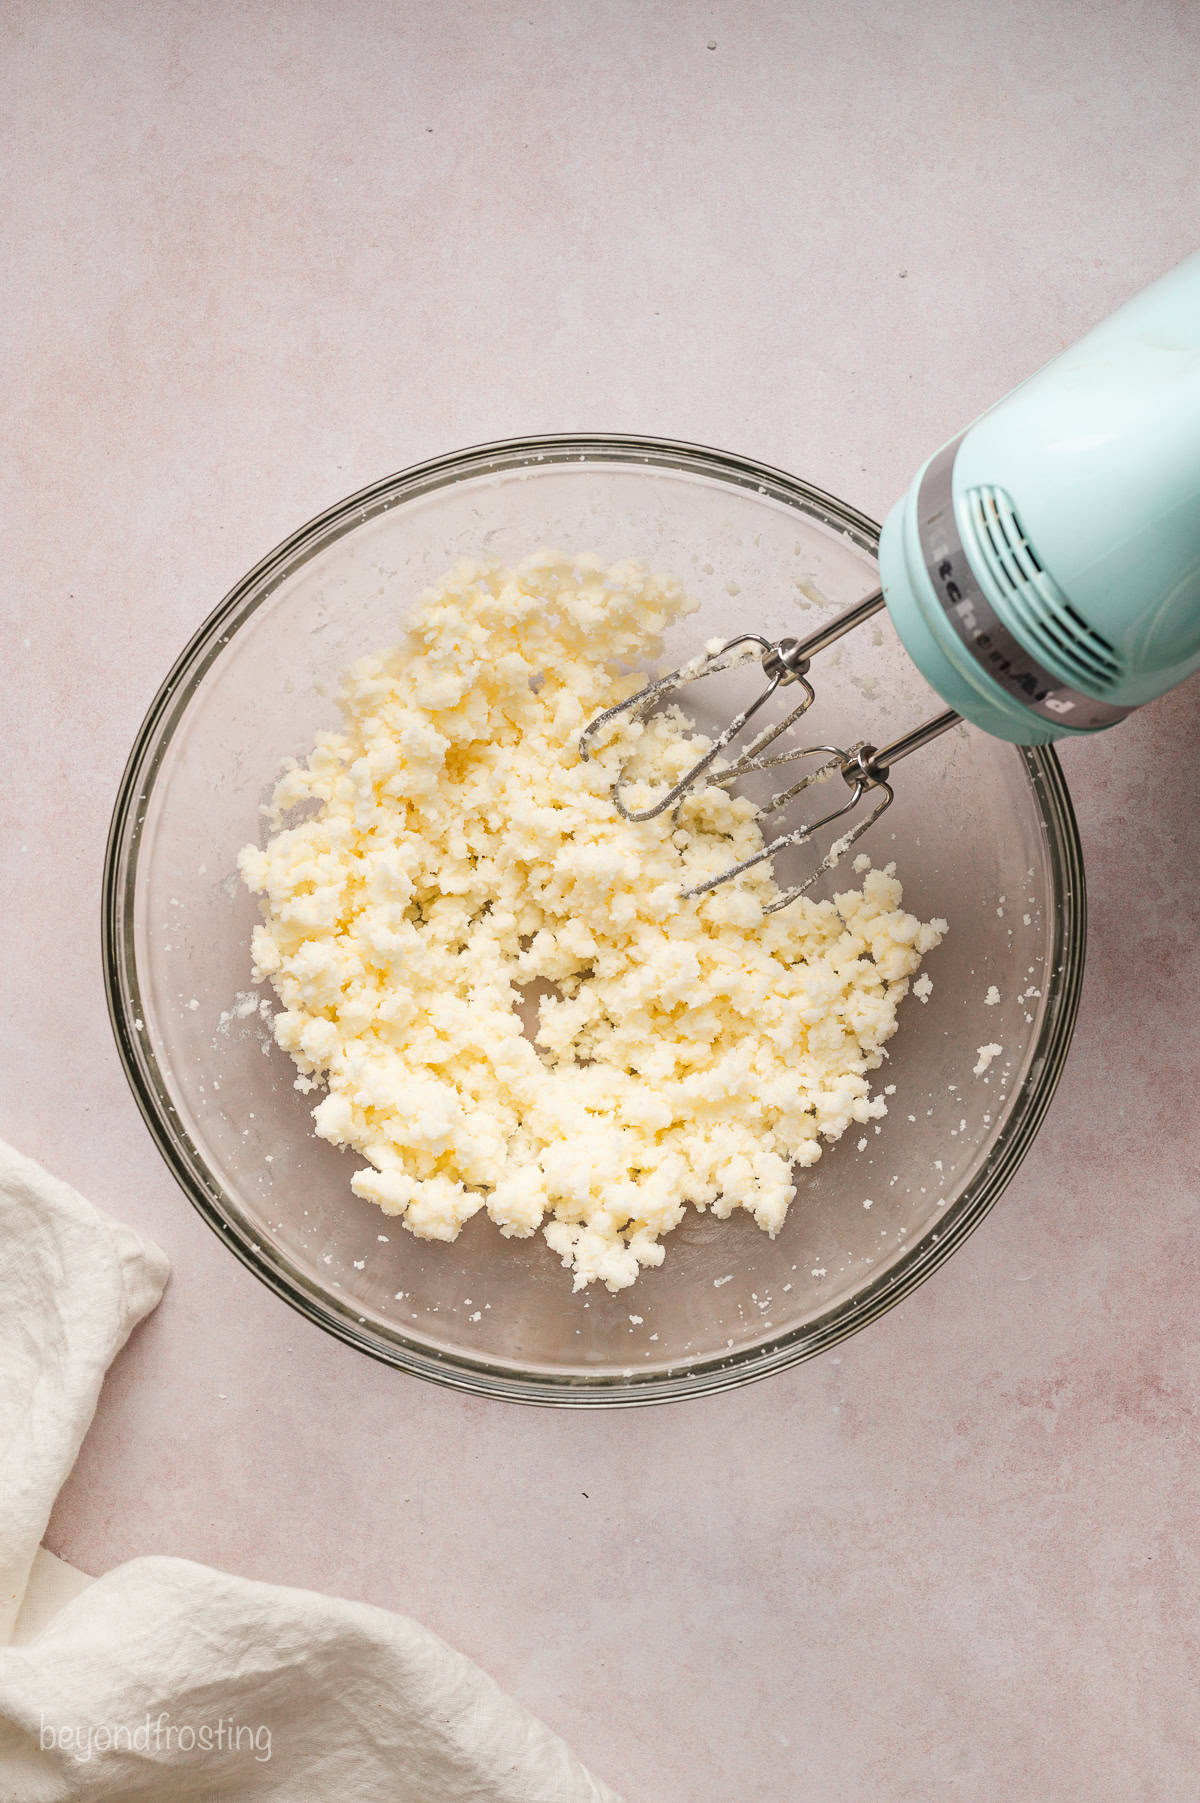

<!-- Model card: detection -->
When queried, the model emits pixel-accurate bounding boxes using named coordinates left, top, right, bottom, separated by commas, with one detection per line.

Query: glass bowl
left=103, top=435, right=1085, bottom=1405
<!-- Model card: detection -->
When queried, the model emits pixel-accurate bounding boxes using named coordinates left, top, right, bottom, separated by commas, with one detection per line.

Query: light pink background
left=4, top=4, right=1200, bottom=1798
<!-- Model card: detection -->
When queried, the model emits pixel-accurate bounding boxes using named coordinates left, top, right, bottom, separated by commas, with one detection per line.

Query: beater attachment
left=578, top=630, right=817, bottom=823
left=578, top=588, right=960, bottom=911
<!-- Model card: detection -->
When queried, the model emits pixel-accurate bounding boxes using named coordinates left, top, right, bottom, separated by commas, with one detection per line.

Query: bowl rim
left=102, top=432, right=1087, bottom=1406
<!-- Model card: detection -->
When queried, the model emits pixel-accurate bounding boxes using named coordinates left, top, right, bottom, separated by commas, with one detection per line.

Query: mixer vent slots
left=965, top=485, right=1123, bottom=695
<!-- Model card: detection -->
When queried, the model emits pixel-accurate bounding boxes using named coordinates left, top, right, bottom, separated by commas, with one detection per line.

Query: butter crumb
left=239, top=552, right=945, bottom=1293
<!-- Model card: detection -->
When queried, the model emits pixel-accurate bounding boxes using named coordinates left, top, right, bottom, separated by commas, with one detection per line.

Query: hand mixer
left=580, top=253, right=1200, bottom=911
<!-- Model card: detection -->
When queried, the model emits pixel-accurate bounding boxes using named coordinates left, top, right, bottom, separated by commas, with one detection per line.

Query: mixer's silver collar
left=760, top=637, right=812, bottom=684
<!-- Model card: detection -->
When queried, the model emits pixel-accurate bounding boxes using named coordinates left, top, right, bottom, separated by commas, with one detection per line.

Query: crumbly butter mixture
left=239, top=551, right=946, bottom=1291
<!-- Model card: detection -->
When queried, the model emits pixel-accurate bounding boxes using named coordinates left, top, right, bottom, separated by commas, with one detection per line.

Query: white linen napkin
left=0, top=1140, right=620, bottom=1802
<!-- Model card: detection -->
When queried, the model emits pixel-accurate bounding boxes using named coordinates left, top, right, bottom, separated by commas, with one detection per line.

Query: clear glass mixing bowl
left=103, top=436, right=1085, bottom=1405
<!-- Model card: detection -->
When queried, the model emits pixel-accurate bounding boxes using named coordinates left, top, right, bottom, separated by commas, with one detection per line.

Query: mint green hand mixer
left=580, top=253, right=1200, bottom=909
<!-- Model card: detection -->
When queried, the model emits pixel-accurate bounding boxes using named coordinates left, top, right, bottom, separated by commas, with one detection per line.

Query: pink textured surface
left=3, top=4, right=1200, bottom=1798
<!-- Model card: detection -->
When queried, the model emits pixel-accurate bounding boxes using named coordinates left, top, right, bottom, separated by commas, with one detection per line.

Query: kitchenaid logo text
left=931, top=550, right=1075, bottom=715
left=39, top=1711, right=273, bottom=1764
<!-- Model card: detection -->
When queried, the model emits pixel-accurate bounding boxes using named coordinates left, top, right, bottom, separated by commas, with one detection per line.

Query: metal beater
left=580, top=253, right=1200, bottom=910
